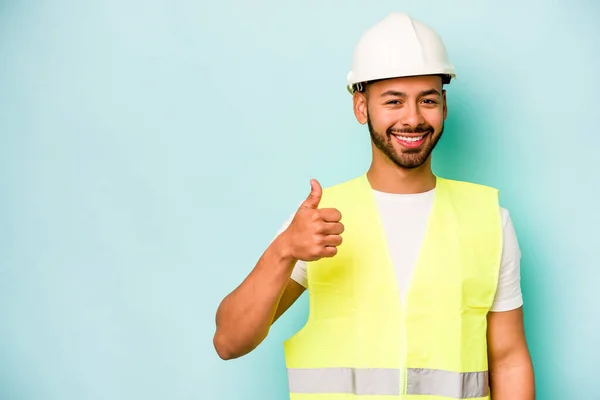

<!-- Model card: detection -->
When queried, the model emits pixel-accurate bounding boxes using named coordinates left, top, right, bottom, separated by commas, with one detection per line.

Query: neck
left=366, top=154, right=436, bottom=194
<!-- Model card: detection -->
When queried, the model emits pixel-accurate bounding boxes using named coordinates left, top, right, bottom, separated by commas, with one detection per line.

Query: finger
left=318, top=208, right=342, bottom=222
left=321, top=246, right=338, bottom=258
left=322, top=222, right=345, bottom=235
left=300, top=179, right=323, bottom=209
left=322, top=234, right=343, bottom=247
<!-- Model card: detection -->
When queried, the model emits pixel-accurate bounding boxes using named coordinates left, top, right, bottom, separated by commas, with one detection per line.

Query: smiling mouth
left=391, top=132, right=430, bottom=148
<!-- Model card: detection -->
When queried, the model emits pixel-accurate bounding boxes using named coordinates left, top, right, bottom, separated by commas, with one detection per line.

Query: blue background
left=1, top=1, right=598, bottom=399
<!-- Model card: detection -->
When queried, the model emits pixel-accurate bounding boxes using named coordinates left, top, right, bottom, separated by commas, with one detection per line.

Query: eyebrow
left=380, top=89, right=442, bottom=98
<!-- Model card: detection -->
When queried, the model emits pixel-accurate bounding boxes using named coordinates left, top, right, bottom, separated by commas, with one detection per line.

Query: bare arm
left=213, top=179, right=343, bottom=360
left=213, top=235, right=305, bottom=360
left=487, top=307, right=535, bottom=399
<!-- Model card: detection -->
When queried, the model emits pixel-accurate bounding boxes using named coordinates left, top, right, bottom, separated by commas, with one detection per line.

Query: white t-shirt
left=275, top=188, right=523, bottom=312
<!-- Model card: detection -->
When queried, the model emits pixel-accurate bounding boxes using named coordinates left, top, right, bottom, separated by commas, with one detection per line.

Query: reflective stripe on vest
left=287, top=367, right=489, bottom=399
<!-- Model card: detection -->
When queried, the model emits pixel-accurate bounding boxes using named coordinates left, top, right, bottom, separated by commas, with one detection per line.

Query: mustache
left=388, top=125, right=434, bottom=135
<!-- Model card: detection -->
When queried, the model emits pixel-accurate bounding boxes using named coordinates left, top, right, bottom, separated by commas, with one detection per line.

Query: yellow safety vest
left=283, top=174, right=503, bottom=400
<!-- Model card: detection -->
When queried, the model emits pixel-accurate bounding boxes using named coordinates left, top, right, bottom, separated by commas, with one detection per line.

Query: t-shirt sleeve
left=490, top=208, right=524, bottom=312
left=272, top=211, right=308, bottom=289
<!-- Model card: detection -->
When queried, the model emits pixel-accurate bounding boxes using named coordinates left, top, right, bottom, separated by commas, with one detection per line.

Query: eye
left=385, top=100, right=402, bottom=105
left=422, top=99, right=438, bottom=105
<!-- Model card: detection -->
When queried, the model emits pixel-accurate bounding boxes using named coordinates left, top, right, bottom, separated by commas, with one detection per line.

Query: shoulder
left=499, top=206, right=520, bottom=255
left=321, top=175, right=365, bottom=196
left=317, top=174, right=369, bottom=210
left=500, top=207, right=510, bottom=228
left=439, top=177, right=500, bottom=216
left=439, top=176, right=499, bottom=196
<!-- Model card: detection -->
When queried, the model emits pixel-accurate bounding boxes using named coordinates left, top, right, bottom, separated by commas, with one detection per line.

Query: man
left=213, top=12, right=535, bottom=399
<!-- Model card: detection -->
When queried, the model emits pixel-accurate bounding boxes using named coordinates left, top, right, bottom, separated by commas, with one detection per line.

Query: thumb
left=301, top=179, right=322, bottom=209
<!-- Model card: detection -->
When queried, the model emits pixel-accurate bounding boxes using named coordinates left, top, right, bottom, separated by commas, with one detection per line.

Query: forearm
left=490, top=357, right=535, bottom=399
left=213, top=235, right=296, bottom=360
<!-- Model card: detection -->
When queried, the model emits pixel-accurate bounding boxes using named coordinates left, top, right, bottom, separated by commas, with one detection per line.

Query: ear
left=442, top=89, right=448, bottom=121
left=353, top=91, right=368, bottom=125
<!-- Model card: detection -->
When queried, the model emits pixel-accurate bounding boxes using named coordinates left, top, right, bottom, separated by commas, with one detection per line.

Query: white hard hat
left=346, top=12, right=456, bottom=94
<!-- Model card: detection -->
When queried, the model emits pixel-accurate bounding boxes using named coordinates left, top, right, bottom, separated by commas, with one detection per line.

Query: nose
left=400, top=102, right=424, bottom=128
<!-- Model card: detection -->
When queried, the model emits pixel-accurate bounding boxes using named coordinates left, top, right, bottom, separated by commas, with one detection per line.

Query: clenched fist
left=281, top=179, right=344, bottom=261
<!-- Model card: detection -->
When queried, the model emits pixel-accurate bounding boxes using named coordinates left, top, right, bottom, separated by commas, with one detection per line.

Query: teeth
left=395, top=135, right=423, bottom=142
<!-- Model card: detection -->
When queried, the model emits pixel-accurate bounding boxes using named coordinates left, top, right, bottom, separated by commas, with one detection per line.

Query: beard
left=368, top=116, right=444, bottom=169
